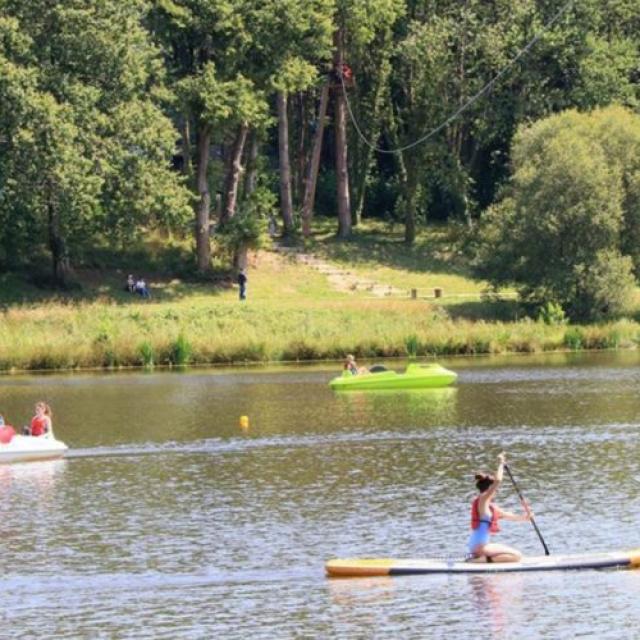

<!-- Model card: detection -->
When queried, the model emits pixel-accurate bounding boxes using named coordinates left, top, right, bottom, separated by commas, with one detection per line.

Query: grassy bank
left=1, top=222, right=639, bottom=372
left=1, top=296, right=639, bottom=372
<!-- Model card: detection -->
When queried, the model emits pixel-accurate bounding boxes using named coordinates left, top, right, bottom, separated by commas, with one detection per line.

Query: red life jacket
left=31, top=415, right=48, bottom=437
left=471, top=497, right=500, bottom=533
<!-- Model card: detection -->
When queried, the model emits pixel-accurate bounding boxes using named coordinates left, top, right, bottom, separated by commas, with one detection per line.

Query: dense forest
left=0, top=0, right=639, bottom=319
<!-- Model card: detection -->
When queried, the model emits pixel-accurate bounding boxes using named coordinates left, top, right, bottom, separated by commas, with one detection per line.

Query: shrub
left=537, top=301, right=567, bottom=326
left=171, top=333, right=192, bottom=365
left=564, top=328, right=584, bottom=350
left=475, top=106, right=640, bottom=322
left=138, top=341, right=154, bottom=367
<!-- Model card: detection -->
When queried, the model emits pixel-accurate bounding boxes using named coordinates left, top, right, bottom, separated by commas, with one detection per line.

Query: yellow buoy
left=239, top=415, right=249, bottom=429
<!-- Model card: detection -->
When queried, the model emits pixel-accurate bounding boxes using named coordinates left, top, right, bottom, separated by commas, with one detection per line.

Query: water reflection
left=327, top=575, right=397, bottom=606
left=468, top=574, right=524, bottom=636
left=0, top=458, right=67, bottom=490
left=0, top=353, right=637, bottom=637
left=334, top=387, right=458, bottom=423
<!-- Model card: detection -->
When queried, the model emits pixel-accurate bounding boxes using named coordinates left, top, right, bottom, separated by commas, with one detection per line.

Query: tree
left=150, top=0, right=268, bottom=272
left=0, top=0, right=191, bottom=284
left=332, top=0, right=404, bottom=239
left=246, top=0, right=334, bottom=237
left=474, top=107, right=638, bottom=321
left=585, top=106, right=640, bottom=277
left=365, top=0, right=640, bottom=245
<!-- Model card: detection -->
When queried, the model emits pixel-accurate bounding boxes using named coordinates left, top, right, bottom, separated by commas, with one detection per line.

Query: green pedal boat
left=329, top=363, right=457, bottom=391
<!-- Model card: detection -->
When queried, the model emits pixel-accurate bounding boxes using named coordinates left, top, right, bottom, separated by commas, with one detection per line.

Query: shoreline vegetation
left=1, top=224, right=639, bottom=374
left=0, top=302, right=638, bottom=374
left=2, top=4, right=639, bottom=375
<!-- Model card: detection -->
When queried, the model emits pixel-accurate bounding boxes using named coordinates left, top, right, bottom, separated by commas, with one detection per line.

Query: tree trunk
left=221, top=122, right=249, bottom=224
left=403, top=160, right=418, bottom=245
left=301, top=81, right=330, bottom=237
left=353, top=146, right=371, bottom=228
left=404, top=189, right=417, bottom=244
left=47, top=201, right=71, bottom=287
left=234, top=243, right=249, bottom=270
left=334, top=29, right=351, bottom=239
left=277, top=90, right=295, bottom=235
left=353, top=49, right=392, bottom=225
left=394, top=147, right=417, bottom=245
left=180, top=115, right=192, bottom=180
left=244, top=129, right=259, bottom=196
left=295, top=92, right=308, bottom=203
left=195, top=125, right=211, bottom=272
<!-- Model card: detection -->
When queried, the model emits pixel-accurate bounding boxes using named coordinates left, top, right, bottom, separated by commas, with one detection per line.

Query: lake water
left=0, top=351, right=639, bottom=639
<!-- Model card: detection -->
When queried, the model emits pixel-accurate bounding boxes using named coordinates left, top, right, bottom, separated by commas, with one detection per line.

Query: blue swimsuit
left=467, top=516, right=492, bottom=555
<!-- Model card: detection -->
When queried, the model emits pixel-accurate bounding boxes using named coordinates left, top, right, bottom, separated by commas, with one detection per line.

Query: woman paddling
left=467, top=452, right=533, bottom=563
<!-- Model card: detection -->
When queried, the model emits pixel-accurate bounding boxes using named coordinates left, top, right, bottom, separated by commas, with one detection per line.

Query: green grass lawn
left=306, top=218, right=504, bottom=295
left=0, top=220, right=638, bottom=372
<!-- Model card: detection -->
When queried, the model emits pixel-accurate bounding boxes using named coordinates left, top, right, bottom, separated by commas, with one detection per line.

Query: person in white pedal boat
left=26, top=401, right=53, bottom=437
left=467, top=452, right=533, bottom=563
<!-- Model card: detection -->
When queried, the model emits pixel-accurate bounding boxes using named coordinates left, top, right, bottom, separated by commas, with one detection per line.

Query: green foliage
left=249, top=0, right=334, bottom=91
left=216, top=210, right=268, bottom=254
left=271, top=56, right=319, bottom=94
left=177, top=63, right=270, bottom=129
left=215, top=176, right=275, bottom=257
left=171, top=333, right=192, bottom=365
left=474, top=106, right=639, bottom=321
left=563, top=327, right=584, bottom=350
left=405, top=334, right=419, bottom=359
left=1, top=0, right=640, bottom=288
left=537, top=302, right=567, bottom=326
left=570, top=250, right=635, bottom=321
left=138, top=341, right=155, bottom=367
left=0, top=0, right=191, bottom=279
left=366, top=0, right=640, bottom=233
left=339, top=0, right=404, bottom=47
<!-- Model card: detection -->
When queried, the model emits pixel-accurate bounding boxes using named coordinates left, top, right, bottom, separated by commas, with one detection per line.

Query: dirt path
left=271, top=244, right=405, bottom=297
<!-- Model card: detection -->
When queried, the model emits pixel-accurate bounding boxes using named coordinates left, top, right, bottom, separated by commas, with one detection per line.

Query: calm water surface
left=0, top=351, right=639, bottom=639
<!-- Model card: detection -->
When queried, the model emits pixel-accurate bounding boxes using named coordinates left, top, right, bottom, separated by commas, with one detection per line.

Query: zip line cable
left=340, top=0, right=575, bottom=155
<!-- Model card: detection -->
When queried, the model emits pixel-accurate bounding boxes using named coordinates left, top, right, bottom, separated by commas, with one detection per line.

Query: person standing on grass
left=238, top=269, right=248, bottom=301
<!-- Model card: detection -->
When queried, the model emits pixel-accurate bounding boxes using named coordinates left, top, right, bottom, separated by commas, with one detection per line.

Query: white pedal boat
left=0, top=432, right=68, bottom=463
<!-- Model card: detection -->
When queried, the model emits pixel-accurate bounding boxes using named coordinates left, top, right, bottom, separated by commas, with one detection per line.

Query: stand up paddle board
left=326, top=549, right=640, bottom=577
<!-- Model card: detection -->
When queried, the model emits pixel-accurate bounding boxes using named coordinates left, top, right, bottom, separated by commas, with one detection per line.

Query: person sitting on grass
left=343, top=354, right=369, bottom=375
left=135, top=278, right=151, bottom=299
left=126, top=274, right=135, bottom=293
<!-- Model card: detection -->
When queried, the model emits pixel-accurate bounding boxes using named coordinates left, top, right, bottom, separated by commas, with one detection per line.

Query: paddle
left=504, top=463, right=550, bottom=556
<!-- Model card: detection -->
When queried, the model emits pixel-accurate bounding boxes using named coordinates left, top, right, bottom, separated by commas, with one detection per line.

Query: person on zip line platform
left=466, top=452, right=533, bottom=563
